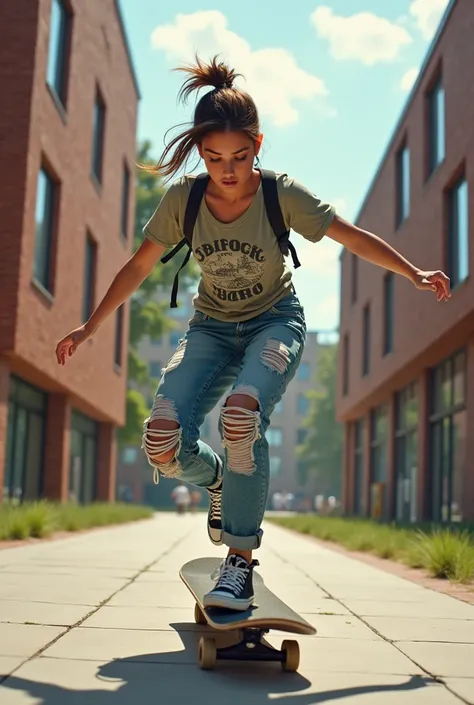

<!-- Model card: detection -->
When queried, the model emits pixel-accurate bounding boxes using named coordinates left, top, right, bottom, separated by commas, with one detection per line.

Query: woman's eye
left=209, top=158, right=221, bottom=163
left=235, top=155, right=247, bottom=162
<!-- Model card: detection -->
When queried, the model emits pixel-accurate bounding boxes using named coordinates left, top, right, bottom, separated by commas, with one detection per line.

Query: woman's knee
left=220, top=386, right=261, bottom=475
left=142, top=396, right=182, bottom=471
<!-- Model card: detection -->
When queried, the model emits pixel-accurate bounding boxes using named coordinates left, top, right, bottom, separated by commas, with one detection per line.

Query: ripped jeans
left=142, top=292, right=306, bottom=550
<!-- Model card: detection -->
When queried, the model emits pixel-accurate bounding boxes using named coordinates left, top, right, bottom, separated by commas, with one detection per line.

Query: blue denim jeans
left=143, top=292, right=306, bottom=550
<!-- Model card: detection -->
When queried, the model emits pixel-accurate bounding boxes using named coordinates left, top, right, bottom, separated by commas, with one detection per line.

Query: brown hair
left=152, top=55, right=260, bottom=179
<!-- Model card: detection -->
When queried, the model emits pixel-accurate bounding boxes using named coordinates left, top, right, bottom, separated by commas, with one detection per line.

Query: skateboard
left=179, top=557, right=316, bottom=671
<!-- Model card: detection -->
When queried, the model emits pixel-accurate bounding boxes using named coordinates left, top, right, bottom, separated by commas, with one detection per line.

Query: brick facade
left=336, top=0, right=474, bottom=523
left=0, top=0, right=138, bottom=503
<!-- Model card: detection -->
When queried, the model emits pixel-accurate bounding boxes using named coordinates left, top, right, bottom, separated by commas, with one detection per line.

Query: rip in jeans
left=142, top=396, right=182, bottom=484
left=221, top=385, right=261, bottom=476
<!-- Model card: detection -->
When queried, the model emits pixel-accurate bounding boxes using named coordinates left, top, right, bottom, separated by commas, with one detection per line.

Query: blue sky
left=119, top=0, right=451, bottom=331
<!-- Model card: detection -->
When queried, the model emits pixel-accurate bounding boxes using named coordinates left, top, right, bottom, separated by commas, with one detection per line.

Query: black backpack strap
left=183, top=172, right=209, bottom=242
left=258, top=169, right=301, bottom=269
left=160, top=173, right=209, bottom=307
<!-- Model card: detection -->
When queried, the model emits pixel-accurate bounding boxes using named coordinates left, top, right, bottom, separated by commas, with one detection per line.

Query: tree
left=118, top=140, right=199, bottom=444
left=297, top=343, right=343, bottom=497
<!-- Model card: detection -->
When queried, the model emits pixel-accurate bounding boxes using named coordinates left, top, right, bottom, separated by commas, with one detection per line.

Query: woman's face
left=199, top=130, right=262, bottom=190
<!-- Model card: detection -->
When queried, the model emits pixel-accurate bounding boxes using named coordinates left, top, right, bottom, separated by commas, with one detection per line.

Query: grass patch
left=0, top=501, right=154, bottom=542
left=267, top=515, right=474, bottom=584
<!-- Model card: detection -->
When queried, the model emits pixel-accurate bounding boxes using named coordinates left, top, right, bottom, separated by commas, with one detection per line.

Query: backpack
left=161, top=168, right=301, bottom=308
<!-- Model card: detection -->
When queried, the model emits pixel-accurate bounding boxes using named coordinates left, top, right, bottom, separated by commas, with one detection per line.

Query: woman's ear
left=255, top=133, right=264, bottom=155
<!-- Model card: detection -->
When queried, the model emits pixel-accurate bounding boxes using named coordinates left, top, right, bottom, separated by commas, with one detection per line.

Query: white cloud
left=409, top=0, right=450, bottom=40
left=292, top=230, right=341, bottom=276
left=400, top=66, right=420, bottom=92
left=311, top=6, right=412, bottom=66
left=151, top=11, right=330, bottom=127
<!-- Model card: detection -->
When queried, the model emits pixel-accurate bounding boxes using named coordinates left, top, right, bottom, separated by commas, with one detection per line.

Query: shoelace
left=216, top=562, right=249, bottom=593
left=208, top=487, right=221, bottom=521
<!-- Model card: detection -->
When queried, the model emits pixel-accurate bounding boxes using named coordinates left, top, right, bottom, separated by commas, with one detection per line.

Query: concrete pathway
left=0, top=512, right=473, bottom=704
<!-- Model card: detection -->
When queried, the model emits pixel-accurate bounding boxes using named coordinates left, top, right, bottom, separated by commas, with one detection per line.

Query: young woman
left=56, top=56, right=450, bottom=612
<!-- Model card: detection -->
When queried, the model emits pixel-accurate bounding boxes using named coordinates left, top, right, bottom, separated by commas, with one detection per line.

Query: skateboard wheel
left=281, top=640, right=299, bottom=672
left=198, top=637, right=217, bottom=670
left=194, top=603, right=207, bottom=625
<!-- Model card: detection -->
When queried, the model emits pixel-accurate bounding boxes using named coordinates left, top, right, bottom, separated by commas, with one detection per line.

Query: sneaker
left=203, top=554, right=259, bottom=611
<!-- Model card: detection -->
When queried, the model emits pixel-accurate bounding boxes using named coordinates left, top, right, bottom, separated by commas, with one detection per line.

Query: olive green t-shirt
left=144, top=173, right=336, bottom=322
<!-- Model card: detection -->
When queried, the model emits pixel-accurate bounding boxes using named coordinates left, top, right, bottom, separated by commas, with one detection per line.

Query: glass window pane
left=23, top=412, right=45, bottom=500
left=274, top=400, right=283, bottom=413
left=46, top=0, right=68, bottom=102
left=149, top=361, right=162, bottom=379
left=12, top=408, right=28, bottom=502
left=456, top=180, right=469, bottom=283
left=436, top=84, right=445, bottom=164
left=83, top=436, right=97, bottom=504
left=82, top=235, right=96, bottom=323
left=451, top=410, right=466, bottom=522
left=92, top=91, right=106, bottom=182
left=453, top=351, right=466, bottom=407
left=34, top=169, right=55, bottom=290
left=297, top=395, right=310, bottom=415
left=4, top=400, right=16, bottom=499
left=269, top=456, right=282, bottom=477
left=297, top=362, right=310, bottom=381
left=441, top=416, right=450, bottom=522
left=267, top=428, right=282, bottom=447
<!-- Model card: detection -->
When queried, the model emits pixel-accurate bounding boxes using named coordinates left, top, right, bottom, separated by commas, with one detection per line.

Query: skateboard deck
left=180, top=557, right=316, bottom=671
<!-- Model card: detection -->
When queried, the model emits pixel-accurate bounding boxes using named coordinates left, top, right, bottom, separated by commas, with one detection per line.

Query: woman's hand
left=412, top=270, right=451, bottom=302
left=55, top=324, right=96, bottom=366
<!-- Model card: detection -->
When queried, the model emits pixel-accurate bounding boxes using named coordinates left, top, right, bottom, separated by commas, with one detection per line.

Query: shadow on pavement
left=0, top=622, right=435, bottom=705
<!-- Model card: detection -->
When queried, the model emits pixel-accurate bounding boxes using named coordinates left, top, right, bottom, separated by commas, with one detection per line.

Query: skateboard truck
left=198, top=626, right=300, bottom=671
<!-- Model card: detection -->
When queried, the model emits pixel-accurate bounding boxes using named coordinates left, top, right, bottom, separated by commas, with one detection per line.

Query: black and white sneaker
left=203, top=555, right=259, bottom=611
left=206, top=471, right=223, bottom=546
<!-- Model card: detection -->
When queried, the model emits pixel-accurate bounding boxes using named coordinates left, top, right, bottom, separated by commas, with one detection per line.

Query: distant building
left=337, top=0, right=474, bottom=523
left=0, top=0, right=139, bottom=502
left=117, top=289, right=334, bottom=509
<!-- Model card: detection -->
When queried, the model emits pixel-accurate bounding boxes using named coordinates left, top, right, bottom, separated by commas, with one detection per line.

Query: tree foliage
left=117, top=140, right=199, bottom=445
left=297, top=344, right=343, bottom=497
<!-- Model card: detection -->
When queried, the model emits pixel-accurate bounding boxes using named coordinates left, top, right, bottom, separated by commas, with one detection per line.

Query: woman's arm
left=326, top=215, right=451, bottom=302
left=55, top=238, right=166, bottom=365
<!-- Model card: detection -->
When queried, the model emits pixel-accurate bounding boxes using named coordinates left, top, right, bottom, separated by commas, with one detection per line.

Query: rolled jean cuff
left=222, top=529, right=263, bottom=550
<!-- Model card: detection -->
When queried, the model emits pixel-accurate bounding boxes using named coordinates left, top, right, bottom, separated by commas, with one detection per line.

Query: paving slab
left=0, top=657, right=460, bottom=705
left=0, top=600, right=93, bottom=627
left=0, top=513, right=473, bottom=705
left=364, top=616, right=474, bottom=643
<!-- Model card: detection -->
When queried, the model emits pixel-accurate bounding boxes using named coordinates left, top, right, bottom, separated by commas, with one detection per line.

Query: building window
left=383, top=272, right=394, bottom=355
left=4, top=377, right=46, bottom=502
left=353, top=419, right=365, bottom=515
left=362, top=304, right=370, bottom=376
left=396, top=143, right=410, bottom=226
left=34, top=167, right=57, bottom=293
left=91, top=87, right=106, bottom=184
left=69, top=410, right=98, bottom=504
left=429, top=350, right=466, bottom=523
left=121, top=162, right=130, bottom=239
left=351, top=254, right=358, bottom=303
left=395, top=382, right=418, bottom=522
left=122, top=447, right=138, bottom=464
left=297, top=428, right=308, bottom=445
left=274, top=400, right=283, bottom=413
left=297, top=394, right=310, bottom=415
left=343, top=333, right=349, bottom=396
left=114, top=305, right=124, bottom=368
left=267, top=428, right=282, bottom=447
left=369, top=404, right=388, bottom=518
left=297, top=362, right=310, bottom=381
left=169, top=331, right=182, bottom=347
left=46, top=0, right=71, bottom=107
left=447, top=176, right=469, bottom=288
left=82, top=233, right=97, bottom=323
left=427, top=76, right=445, bottom=176
left=149, top=361, right=162, bottom=379
left=269, top=456, right=282, bottom=477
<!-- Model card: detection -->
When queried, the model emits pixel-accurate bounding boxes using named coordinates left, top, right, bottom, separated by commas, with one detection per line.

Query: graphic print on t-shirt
left=194, top=238, right=266, bottom=302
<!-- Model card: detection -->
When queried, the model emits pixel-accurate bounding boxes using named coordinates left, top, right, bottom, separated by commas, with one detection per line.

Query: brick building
left=337, top=0, right=474, bottom=524
left=117, top=288, right=334, bottom=510
left=0, top=0, right=139, bottom=502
